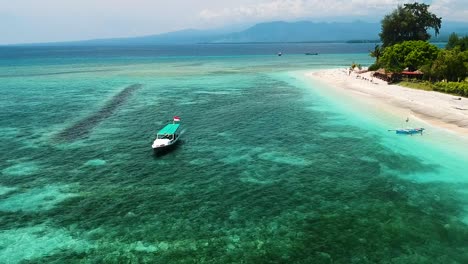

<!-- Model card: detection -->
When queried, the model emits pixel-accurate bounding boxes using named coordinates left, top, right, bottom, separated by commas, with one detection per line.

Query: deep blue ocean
left=1, top=43, right=468, bottom=263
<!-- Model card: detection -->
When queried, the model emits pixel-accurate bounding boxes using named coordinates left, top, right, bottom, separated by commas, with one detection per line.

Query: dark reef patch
left=56, top=84, right=142, bottom=141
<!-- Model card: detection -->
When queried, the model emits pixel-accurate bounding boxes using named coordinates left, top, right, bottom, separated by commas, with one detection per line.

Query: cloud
left=431, top=0, right=468, bottom=21
left=198, top=0, right=419, bottom=24
left=0, top=0, right=204, bottom=44
left=1, top=0, right=466, bottom=44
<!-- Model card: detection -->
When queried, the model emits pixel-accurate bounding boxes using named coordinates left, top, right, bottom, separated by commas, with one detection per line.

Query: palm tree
left=369, top=44, right=383, bottom=64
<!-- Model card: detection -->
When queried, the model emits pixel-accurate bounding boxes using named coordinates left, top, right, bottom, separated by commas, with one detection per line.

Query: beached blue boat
left=394, top=128, right=425, bottom=135
left=152, top=116, right=181, bottom=152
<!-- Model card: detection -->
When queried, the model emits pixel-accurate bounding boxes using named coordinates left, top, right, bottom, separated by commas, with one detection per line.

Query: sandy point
left=305, top=68, right=468, bottom=136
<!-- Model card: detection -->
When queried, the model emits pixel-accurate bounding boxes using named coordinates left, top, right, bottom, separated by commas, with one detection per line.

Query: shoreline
left=305, top=69, right=468, bottom=136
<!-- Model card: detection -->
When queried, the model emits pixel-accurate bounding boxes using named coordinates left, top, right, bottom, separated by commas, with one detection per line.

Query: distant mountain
left=31, top=29, right=227, bottom=46
left=224, top=20, right=468, bottom=43
left=212, top=21, right=381, bottom=43
left=436, top=21, right=468, bottom=41
left=20, top=20, right=468, bottom=46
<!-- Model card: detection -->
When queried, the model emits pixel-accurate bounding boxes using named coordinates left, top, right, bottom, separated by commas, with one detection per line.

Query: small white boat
left=152, top=116, right=181, bottom=153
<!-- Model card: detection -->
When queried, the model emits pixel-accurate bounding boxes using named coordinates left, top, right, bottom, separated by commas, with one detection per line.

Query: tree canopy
left=379, top=3, right=442, bottom=47
left=379, top=40, right=439, bottom=72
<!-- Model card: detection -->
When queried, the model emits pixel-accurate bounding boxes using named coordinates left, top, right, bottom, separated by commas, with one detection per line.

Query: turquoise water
left=1, top=47, right=468, bottom=263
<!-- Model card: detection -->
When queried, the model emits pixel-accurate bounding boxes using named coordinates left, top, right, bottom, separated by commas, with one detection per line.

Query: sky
left=1, top=0, right=467, bottom=44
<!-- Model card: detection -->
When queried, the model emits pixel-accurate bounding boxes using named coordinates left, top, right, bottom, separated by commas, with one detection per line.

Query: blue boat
left=394, top=128, right=425, bottom=135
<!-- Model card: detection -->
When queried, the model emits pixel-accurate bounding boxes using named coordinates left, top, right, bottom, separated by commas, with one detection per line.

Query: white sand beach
left=306, top=69, right=468, bottom=135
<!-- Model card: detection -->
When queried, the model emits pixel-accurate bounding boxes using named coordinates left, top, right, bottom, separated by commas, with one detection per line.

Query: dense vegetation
left=370, top=2, right=468, bottom=97
left=379, top=40, right=439, bottom=72
left=433, top=82, right=468, bottom=96
left=423, top=47, right=468, bottom=82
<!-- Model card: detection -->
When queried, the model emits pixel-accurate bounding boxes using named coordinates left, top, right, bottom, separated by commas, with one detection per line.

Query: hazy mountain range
left=24, top=21, right=468, bottom=46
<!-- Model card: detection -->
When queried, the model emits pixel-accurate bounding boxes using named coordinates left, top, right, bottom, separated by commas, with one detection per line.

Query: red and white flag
left=173, top=116, right=181, bottom=122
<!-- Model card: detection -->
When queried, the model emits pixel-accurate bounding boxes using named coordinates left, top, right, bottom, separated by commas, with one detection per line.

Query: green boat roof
left=157, top=123, right=180, bottom=135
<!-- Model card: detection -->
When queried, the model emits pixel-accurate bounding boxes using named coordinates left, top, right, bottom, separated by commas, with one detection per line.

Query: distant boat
left=305, top=52, right=318, bottom=55
left=277, top=52, right=282, bottom=56
left=152, top=116, right=181, bottom=153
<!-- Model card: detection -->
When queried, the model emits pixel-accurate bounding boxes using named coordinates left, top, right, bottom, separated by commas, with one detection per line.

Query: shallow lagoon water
left=1, top=45, right=468, bottom=263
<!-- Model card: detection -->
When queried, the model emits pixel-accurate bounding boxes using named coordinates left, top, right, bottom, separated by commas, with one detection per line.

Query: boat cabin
left=156, top=123, right=180, bottom=140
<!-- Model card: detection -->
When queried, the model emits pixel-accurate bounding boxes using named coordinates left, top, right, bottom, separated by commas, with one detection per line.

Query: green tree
left=462, top=38, right=468, bottom=52
left=462, top=50, right=468, bottom=77
left=380, top=40, right=439, bottom=72
left=431, top=48, right=468, bottom=82
left=419, top=63, right=435, bottom=82
left=380, top=2, right=442, bottom=47
left=446, top=33, right=468, bottom=51
left=446, top=32, right=460, bottom=50
left=369, top=44, right=383, bottom=63
left=368, top=44, right=384, bottom=70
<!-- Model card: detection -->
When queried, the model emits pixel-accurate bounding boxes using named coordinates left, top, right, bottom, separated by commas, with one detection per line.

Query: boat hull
left=152, top=138, right=180, bottom=155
